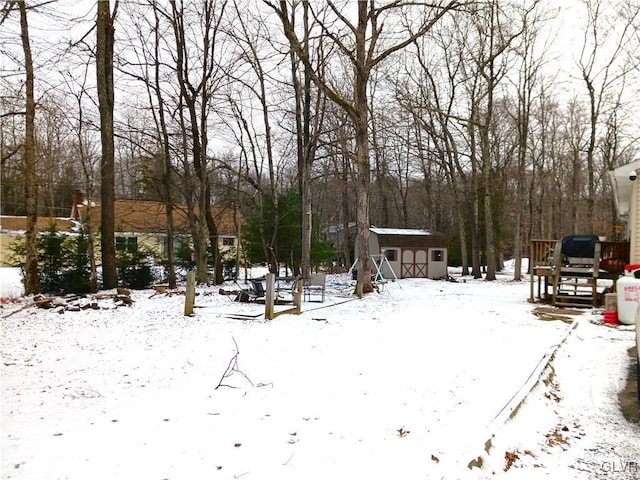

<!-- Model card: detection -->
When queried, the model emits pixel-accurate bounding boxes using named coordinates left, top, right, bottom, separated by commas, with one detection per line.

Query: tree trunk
left=290, top=0, right=313, bottom=281
left=153, top=3, right=177, bottom=289
left=341, top=154, right=352, bottom=269
left=479, top=2, right=498, bottom=281
left=480, top=79, right=497, bottom=281
left=205, top=184, right=224, bottom=284
left=353, top=1, right=373, bottom=294
left=17, top=1, right=40, bottom=295
left=513, top=71, right=533, bottom=282
left=466, top=113, right=482, bottom=279
left=96, top=0, right=118, bottom=289
left=456, top=198, right=469, bottom=276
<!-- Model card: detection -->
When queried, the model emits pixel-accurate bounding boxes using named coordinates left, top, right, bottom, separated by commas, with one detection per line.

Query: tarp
left=561, top=234, right=599, bottom=258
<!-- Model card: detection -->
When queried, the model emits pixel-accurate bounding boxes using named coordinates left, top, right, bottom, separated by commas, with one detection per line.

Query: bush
left=7, top=222, right=93, bottom=294
left=62, top=226, right=92, bottom=293
left=117, top=248, right=157, bottom=289
left=60, top=270, right=92, bottom=294
left=38, top=225, right=68, bottom=293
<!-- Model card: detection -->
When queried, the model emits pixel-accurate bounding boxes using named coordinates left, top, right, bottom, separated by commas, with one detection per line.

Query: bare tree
left=397, top=18, right=475, bottom=276
left=307, top=100, right=356, bottom=269
left=2, top=1, right=40, bottom=294
left=169, top=0, right=229, bottom=284
left=577, top=0, right=639, bottom=231
left=510, top=0, right=548, bottom=280
left=227, top=1, right=282, bottom=274
left=455, top=1, right=526, bottom=280
left=119, top=0, right=178, bottom=288
left=286, top=0, right=326, bottom=280
left=266, top=0, right=461, bottom=293
left=96, top=0, right=119, bottom=289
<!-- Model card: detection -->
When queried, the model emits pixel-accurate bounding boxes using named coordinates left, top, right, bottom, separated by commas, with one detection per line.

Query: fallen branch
left=215, top=337, right=254, bottom=390
left=2, top=303, right=32, bottom=318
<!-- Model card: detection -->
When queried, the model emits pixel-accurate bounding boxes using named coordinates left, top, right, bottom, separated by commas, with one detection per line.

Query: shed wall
left=355, top=229, right=448, bottom=280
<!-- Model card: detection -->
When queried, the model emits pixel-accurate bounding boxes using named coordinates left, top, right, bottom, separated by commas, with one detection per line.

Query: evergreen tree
left=243, top=189, right=333, bottom=272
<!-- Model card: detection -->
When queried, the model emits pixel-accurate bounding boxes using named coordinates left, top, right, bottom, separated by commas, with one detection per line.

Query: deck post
left=529, top=241, right=534, bottom=303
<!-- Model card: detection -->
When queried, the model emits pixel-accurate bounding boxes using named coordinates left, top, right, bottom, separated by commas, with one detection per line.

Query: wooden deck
left=528, top=239, right=629, bottom=307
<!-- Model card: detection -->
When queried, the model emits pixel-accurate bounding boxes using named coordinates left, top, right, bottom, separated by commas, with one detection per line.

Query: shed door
left=401, top=249, right=428, bottom=278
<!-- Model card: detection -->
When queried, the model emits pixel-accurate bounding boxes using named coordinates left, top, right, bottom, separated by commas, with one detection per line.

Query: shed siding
left=370, top=233, right=380, bottom=256
left=427, top=248, right=448, bottom=279
left=356, top=228, right=448, bottom=280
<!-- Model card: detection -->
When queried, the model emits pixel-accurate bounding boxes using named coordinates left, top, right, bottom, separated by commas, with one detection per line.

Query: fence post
left=265, top=273, right=275, bottom=320
left=184, top=270, right=196, bottom=316
left=293, top=278, right=302, bottom=314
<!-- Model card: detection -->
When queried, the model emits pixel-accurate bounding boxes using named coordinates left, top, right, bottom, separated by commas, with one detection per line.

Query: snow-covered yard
left=1, top=266, right=638, bottom=479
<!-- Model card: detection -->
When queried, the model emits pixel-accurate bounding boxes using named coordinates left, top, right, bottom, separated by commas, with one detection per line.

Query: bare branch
left=215, top=337, right=254, bottom=390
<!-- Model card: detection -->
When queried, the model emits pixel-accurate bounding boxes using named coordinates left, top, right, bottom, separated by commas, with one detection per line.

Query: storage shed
left=355, top=227, right=448, bottom=280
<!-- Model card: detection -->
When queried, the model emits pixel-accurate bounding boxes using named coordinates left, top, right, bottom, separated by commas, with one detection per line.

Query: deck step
left=553, top=293, right=596, bottom=307
left=552, top=273, right=598, bottom=308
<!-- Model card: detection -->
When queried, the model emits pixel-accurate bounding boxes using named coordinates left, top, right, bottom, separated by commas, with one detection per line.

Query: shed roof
left=371, top=227, right=434, bottom=236
left=370, top=227, right=447, bottom=248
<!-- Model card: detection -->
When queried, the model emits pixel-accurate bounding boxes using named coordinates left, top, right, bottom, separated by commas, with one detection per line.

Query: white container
left=616, top=271, right=640, bottom=325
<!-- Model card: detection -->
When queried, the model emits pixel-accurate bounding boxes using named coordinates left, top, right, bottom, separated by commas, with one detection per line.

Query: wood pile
left=33, top=287, right=134, bottom=312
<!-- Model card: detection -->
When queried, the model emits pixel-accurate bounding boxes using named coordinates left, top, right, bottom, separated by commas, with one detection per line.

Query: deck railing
left=529, top=239, right=629, bottom=272
left=529, top=239, right=558, bottom=272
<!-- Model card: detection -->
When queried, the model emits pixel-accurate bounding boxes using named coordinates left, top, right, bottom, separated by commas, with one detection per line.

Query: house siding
left=632, top=181, right=640, bottom=264
left=1, top=200, right=242, bottom=268
left=0, top=217, right=75, bottom=267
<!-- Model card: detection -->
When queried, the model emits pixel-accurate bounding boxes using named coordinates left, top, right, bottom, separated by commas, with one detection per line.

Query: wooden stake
left=265, top=273, right=275, bottom=320
left=293, top=278, right=302, bottom=314
left=184, top=270, right=196, bottom=316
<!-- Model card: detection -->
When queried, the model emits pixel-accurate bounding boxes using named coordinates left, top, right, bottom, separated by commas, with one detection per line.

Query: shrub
left=7, top=222, right=92, bottom=294
left=116, top=247, right=157, bottom=289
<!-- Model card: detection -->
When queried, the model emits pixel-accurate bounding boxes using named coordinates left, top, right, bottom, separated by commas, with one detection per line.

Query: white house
left=610, top=160, right=640, bottom=263
left=354, top=227, right=448, bottom=280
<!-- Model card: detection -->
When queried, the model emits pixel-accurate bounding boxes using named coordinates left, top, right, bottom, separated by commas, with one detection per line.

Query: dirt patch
left=532, top=306, right=585, bottom=323
left=618, top=346, right=640, bottom=425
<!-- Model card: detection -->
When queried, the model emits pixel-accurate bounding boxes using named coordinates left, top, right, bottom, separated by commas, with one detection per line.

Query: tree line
left=2, top=0, right=639, bottom=295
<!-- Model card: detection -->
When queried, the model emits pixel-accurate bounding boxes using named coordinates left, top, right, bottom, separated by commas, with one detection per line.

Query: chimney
left=71, top=190, right=84, bottom=220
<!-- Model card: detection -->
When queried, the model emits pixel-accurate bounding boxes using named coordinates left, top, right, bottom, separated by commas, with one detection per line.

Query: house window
left=384, top=249, right=397, bottom=261
left=116, top=236, right=137, bottom=253
left=161, top=236, right=189, bottom=259
left=431, top=249, right=444, bottom=262
left=222, top=237, right=235, bottom=247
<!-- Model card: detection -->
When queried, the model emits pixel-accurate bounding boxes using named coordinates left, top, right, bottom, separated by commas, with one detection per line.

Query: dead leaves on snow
left=544, top=421, right=585, bottom=450
left=541, top=379, right=585, bottom=449
left=503, top=449, right=537, bottom=471
left=504, top=450, right=519, bottom=470
left=544, top=389, right=562, bottom=403
left=501, top=376, right=584, bottom=471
